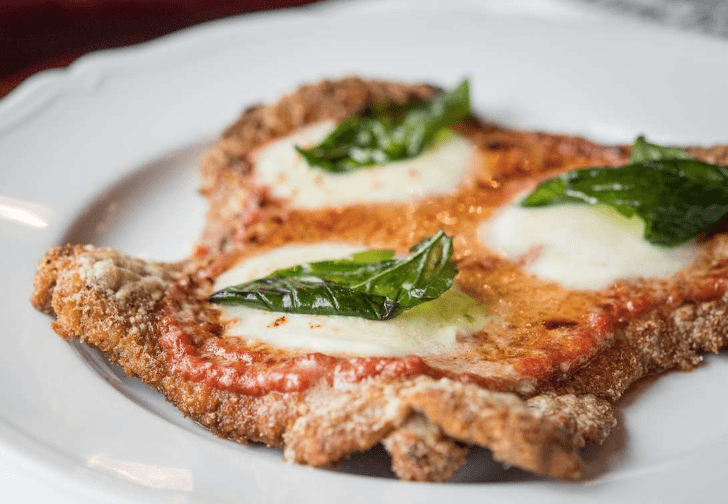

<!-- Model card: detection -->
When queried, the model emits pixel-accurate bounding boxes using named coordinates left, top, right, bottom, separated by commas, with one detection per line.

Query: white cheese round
left=253, top=122, right=475, bottom=209
left=479, top=203, right=699, bottom=290
left=214, top=243, right=486, bottom=356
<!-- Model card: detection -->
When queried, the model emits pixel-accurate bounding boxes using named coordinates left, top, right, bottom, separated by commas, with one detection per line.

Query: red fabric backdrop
left=0, top=0, right=323, bottom=98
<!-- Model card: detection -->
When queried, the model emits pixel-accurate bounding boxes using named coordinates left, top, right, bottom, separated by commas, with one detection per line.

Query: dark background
left=0, top=0, right=323, bottom=98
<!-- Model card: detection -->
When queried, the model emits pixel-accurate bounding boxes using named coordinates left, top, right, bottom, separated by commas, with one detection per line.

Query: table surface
left=0, top=0, right=324, bottom=99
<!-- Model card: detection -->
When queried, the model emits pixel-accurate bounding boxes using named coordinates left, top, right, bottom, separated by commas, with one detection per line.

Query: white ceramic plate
left=2, top=0, right=728, bottom=502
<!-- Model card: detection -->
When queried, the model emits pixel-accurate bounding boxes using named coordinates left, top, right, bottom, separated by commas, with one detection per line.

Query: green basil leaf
left=295, top=79, right=471, bottom=173
left=209, top=277, right=403, bottom=320
left=209, top=231, right=458, bottom=320
left=630, top=135, right=693, bottom=163
left=521, top=137, right=728, bottom=246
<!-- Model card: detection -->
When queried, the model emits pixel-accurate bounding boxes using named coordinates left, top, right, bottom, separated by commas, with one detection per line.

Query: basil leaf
left=630, top=135, right=693, bottom=163
left=209, top=277, right=403, bottom=320
left=295, top=79, right=471, bottom=173
left=521, top=137, right=728, bottom=246
left=209, top=231, right=458, bottom=320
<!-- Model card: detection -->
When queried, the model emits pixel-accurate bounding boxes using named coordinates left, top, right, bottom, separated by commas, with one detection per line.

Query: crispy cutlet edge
left=538, top=287, right=728, bottom=401
left=31, top=244, right=619, bottom=481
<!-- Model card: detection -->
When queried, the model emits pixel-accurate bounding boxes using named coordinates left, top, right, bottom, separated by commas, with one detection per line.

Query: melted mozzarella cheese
left=253, top=121, right=475, bottom=209
left=479, top=203, right=698, bottom=290
left=214, top=243, right=486, bottom=357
